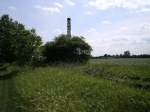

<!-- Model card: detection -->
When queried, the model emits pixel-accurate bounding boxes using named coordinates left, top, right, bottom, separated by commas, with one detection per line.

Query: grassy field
left=0, top=58, right=150, bottom=112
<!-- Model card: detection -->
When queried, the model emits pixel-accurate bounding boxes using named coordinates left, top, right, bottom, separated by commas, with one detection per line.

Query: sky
left=0, top=0, right=150, bottom=56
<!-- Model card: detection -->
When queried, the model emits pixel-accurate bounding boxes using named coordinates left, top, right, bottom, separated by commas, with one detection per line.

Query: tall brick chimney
left=67, top=18, right=71, bottom=37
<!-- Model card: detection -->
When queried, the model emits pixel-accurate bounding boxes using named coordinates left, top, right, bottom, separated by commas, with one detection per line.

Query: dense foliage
left=43, top=34, right=92, bottom=63
left=0, top=15, right=42, bottom=65
left=0, top=15, right=92, bottom=65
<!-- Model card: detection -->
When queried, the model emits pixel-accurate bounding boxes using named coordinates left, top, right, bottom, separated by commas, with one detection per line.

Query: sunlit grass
left=0, top=58, right=150, bottom=112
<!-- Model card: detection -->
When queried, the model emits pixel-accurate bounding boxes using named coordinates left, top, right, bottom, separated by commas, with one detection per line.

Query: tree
left=123, top=50, right=131, bottom=58
left=43, top=34, right=92, bottom=63
left=0, top=15, right=42, bottom=64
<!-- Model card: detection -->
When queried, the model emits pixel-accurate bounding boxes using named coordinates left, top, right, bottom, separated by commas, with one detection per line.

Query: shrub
left=43, top=34, right=92, bottom=63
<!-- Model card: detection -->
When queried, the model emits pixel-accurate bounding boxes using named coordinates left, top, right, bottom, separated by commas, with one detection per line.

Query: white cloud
left=84, top=17, right=150, bottom=56
left=54, top=2, right=63, bottom=9
left=88, top=0, right=150, bottom=10
left=53, top=29, right=63, bottom=35
left=8, top=6, right=16, bottom=11
left=85, top=11, right=93, bottom=15
left=136, top=7, right=150, bottom=13
left=64, top=0, right=76, bottom=6
left=34, top=5, right=61, bottom=14
left=101, top=20, right=111, bottom=24
left=87, top=28, right=97, bottom=33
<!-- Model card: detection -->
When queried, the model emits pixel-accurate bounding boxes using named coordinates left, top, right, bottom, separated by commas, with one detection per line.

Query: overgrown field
left=0, top=58, right=150, bottom=112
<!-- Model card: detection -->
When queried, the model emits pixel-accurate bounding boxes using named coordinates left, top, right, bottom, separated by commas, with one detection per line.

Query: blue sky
left=0, top=0, right=150, bottom=56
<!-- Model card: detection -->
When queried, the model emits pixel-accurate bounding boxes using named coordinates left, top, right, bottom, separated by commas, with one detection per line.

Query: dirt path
left=0, top=79, right=10, bottom=112
left=0, top=74, right=18, bottom=112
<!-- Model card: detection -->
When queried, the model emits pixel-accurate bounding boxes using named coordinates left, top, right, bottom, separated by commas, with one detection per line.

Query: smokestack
left=67, top=18, right=71, bottom=37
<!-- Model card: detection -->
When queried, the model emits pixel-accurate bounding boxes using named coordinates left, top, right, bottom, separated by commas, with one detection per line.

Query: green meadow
left=0, top=58, right=150, bottom=112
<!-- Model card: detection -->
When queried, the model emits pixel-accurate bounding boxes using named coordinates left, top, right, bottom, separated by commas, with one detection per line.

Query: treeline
left=0, top=15, right=92, bottom=65
left=93, top=51, right=150, bottom=59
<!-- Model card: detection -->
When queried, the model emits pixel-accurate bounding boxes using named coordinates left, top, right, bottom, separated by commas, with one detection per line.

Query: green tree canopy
left=43, top=34, right=92, bottom=63
left=0, top=15, right=42, bottom=64
left=123, top=50, right=131, bottom=58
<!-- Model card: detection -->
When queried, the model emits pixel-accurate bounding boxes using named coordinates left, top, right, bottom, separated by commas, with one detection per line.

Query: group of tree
left=0, top=15, right=92, bottom=65
left=43, top=34, right=92, bottom=63
left=93, top=51, right=150, bottom=59
left=0, top=15, right=42, bottom=65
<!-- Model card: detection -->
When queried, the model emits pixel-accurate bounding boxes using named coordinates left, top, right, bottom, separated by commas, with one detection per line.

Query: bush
left=43, top=34, right=92, bottom=63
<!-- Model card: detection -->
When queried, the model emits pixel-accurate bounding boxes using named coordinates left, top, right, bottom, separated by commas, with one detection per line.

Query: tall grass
left=0, top=58, right=150, bottom=112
